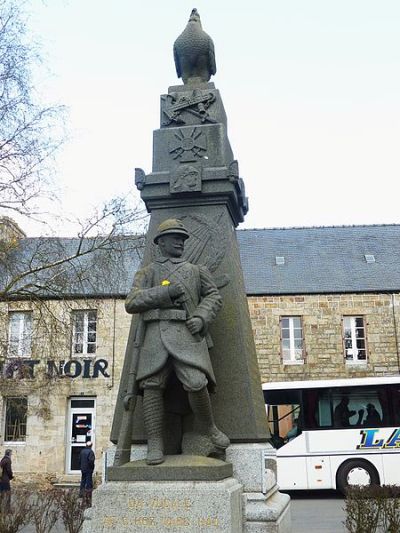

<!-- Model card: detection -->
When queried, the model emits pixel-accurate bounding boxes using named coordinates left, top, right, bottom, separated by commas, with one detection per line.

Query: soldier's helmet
left=153, top=218, right=190, bottom=244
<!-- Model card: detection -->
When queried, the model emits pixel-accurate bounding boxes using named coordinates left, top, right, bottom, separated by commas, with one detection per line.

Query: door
left=66, top=397, right=96, bottom=474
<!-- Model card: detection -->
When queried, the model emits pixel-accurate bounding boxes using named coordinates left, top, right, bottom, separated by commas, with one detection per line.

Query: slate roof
left=2, top=224, right=400, bottom=298
left=1, top=236, right=143, bottom=298
left=237, top=224, right=400, bottom=295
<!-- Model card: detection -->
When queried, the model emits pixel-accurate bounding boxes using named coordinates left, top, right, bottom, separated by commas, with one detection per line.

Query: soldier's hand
left=168, top=282, right=185, bottom=299
left=123, top=393, right=135, bottom=411
left=186, top=317, right=203, bottom=335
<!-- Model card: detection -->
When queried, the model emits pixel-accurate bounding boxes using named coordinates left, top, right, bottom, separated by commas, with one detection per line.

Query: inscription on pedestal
left=83, top=478, right=243, bottom=533
left=101, top=496, right=221, bottom=529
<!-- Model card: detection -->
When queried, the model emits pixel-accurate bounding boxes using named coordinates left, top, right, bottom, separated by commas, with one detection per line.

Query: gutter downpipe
left=111, top=298, right=117, bottom=388
left=391, top=293, right=400, bottom=373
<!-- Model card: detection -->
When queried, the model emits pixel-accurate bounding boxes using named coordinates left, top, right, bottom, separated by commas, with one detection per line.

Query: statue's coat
left=125, top=257, right=222, bottom=387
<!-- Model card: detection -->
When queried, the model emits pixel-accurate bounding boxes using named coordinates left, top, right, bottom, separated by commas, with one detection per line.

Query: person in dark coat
left=78, top=442, right=95, bottom=505
left=125, top=218, right=230, bottom=465
left=363, top=403, right=382, bottom=426
left=0, top=449, right=13, bottom=511
left=334, top=396, right=364, bottom=427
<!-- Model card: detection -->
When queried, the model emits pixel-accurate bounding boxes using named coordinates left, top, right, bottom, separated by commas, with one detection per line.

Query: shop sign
left=0, top=358, right=110, bottom=379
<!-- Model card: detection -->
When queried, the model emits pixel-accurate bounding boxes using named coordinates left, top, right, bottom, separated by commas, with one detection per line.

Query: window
left=4, top=397, right=28, bottom=442
left=343, top=316, right=367, bottom=363
left=72, top=310, right=97, bottom=355
left=302, top=387, right=389, bottom=430
left=8, top=311, right=32, bottom=357
left=280, top=316, right=304, bottom=364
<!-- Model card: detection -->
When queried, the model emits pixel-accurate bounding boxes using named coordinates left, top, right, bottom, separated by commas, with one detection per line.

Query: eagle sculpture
left=173, top=9, right=216, bottom=85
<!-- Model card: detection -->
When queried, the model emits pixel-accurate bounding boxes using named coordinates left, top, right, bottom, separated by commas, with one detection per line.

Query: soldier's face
left=158, top=234, right=185, bottom=258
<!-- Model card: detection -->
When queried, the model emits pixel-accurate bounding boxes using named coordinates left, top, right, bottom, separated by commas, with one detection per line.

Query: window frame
left=280, top=316, right=305, bottom=365
left=7, top=311, right=33, bottom=358
left=3, top=396, right=28, bottom=443
left=71, top=310, right=97, bottom=356
left=342, top=315, right=368, bottom=364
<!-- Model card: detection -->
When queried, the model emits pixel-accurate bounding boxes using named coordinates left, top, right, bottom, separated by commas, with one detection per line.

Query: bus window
left=302, top=387, right=389, bottom=429
left=332, top=388, right=386, bottom=428
left=303, top=389, right=327, bottom=429
left=390, top=387, right=400, bottom=426
left=268, top=403, right=301, bottom=448
left=317, top=390, right=333, bottom=427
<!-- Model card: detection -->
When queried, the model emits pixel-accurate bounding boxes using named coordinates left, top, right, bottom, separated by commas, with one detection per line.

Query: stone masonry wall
left=248, top=293, right=400, bottom=383
left=0, top=298, right=131, bottom=482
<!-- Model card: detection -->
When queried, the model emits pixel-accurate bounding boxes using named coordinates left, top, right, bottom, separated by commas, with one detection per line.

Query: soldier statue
left=125, top=218, right=230, bottom=465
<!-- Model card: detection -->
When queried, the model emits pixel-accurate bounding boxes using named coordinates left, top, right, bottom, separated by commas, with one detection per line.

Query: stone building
left=239, top=225, right=400, bottom=382
left=1, top=218, right=400, bottom=481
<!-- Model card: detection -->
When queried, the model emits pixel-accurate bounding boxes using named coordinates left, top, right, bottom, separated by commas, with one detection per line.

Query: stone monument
left=83, top=9, right=291, bottom=532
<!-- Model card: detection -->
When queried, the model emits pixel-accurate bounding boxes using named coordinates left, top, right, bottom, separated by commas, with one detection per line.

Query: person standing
left=0, top=449, right=13, bottom=511
left=78, top=442, right=95, bottom=506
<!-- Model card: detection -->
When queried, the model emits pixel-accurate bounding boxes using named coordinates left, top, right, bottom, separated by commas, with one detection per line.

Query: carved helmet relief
left=170, top=165, right=202, bottom=194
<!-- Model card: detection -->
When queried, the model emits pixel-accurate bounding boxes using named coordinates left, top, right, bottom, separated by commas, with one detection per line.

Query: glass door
left=66, top=397, right=96, bottom=474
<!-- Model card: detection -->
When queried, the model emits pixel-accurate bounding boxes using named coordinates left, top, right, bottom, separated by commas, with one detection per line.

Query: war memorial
left=83, top=9, right=291, bottom=532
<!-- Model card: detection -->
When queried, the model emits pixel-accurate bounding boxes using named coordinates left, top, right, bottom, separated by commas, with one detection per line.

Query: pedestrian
left=78, top=442, right=95, bottom=507
left=0, top=449, right=13, bottom=511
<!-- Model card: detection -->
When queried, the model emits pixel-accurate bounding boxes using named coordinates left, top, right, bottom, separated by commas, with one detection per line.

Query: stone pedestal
left=83, top=477, right=242, bottom=533
left=227, top=444, right=291, bottom=532
left=94, top=444, right=291, bottom=532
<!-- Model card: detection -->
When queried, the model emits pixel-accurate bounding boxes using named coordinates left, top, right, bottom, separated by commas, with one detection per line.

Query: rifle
left=113, top=317, right=145, bottom=466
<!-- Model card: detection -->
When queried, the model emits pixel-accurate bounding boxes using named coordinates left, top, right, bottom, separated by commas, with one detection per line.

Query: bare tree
left=0, top=197, right=147, bottom=301
left=56, top=489, right=85, bottom=533
left=0, top=0, right=65, bottom=219
left=0, top=487, right=33, bottom=532
left=0, top=1, right=148, bottom=400
left=0, top=0, right=148, bottom=302
left=31, top=489, right=60, bottom=533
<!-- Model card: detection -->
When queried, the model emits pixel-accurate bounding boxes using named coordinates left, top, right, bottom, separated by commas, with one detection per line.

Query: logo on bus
left=357, top=429, right=400, bottom=450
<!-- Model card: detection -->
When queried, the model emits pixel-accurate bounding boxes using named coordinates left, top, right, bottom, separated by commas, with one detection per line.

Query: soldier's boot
left=143, top=388, right=165, bottom=465
left=188, top=387, right=230, bottom=449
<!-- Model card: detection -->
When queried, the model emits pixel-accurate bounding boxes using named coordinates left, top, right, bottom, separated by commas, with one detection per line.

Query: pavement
left=288, top=490, right=346, bottom=533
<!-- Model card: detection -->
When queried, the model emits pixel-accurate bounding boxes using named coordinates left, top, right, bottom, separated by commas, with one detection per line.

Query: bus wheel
left=336, top=460, right=380, bottom=494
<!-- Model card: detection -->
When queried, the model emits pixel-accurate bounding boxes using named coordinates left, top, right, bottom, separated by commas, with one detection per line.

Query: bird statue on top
left=173, top=8, right=216, bottom=85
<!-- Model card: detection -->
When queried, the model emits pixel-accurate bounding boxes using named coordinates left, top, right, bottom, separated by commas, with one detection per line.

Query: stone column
left=112, top=82, right=269, bottom=445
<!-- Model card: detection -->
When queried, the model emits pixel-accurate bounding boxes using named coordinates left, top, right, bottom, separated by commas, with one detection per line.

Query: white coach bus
left=263, top=376, right=400, bottom=493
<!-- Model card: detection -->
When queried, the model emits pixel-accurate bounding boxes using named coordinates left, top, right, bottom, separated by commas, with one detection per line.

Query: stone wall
left=248, top=293, right=400, bottom=382
left=0, top=298, right=130, bottom=481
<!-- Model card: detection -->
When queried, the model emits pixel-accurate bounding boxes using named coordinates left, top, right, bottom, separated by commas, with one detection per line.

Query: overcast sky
left=24, top=0, right=400, bottom=235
